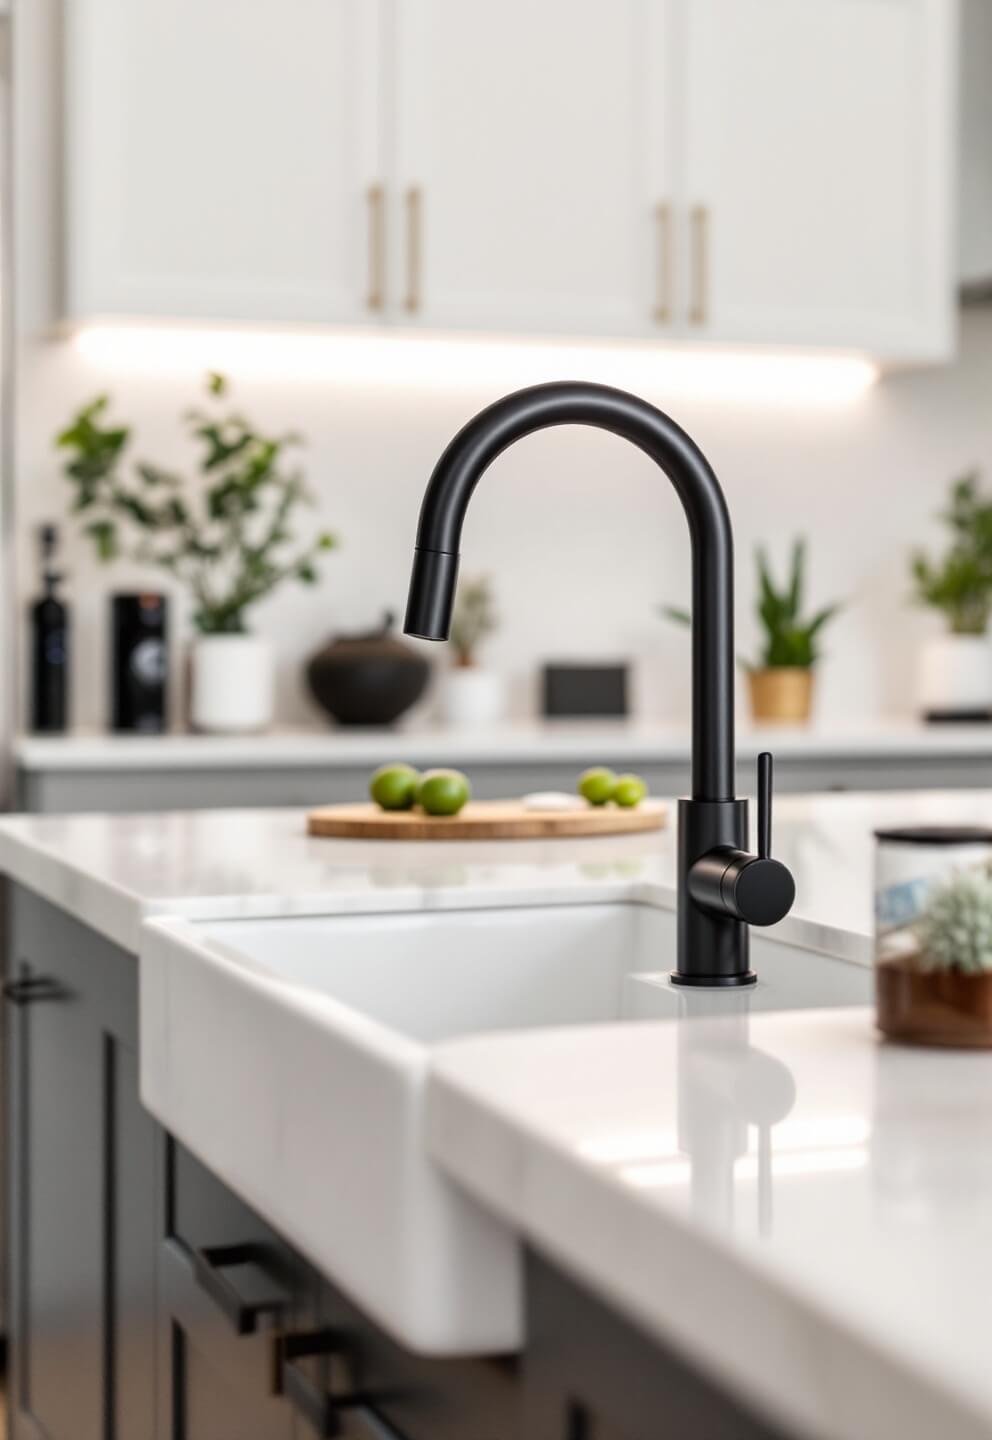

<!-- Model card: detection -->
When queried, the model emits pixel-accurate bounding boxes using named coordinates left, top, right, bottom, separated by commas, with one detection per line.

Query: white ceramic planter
left=190, top=634, right=274, bottom=734
left=917, top=633, right=992, bottom=718
left=440, top=666, right=507, bottom=727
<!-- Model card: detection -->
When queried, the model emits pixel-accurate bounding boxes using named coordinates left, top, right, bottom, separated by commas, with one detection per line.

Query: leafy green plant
left=914, top=868, right=992, bottom=974
left=663, top=539, right=841, bottom=670
left=449, top=575, right=498, bottom=666
left=911, top=473, right=992, bottom=635
left=56, top=372, right=335, bottom=635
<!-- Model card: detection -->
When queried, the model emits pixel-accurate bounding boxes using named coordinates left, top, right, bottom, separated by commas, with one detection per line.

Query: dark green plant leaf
left=135, top=462, right=182, bottom=488
left=85, top=519, right=117, bottom=562
left=660, top=604, right=691, bottom=626
left=753, top=538, right=841, bottom=669
left=787, top=538, right=805, bottom=623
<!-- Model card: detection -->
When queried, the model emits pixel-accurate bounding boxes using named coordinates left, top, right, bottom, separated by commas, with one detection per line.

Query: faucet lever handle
left=757, top=751, right=772, bottom=859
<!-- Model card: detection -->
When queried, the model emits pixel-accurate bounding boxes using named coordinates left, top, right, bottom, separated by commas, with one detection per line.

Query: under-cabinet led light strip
left=72, top=323, right=879, bottom=406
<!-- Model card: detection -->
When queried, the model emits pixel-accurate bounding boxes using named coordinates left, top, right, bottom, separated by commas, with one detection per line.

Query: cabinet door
left=522, top=1252, right=788, bottom=1440
left=5, top=888, right=159, bottom=1440
left=682, top=0, right=955, bottom=357
left=393, top=0, right=673, bottom=336
left=7, top=962, right=104, bottom=1440
left=157, top=1142, right=310, bottom=1440
left=306, top=1275, right=517, bottom=1440
left=65, top=0, right=384, bottom=324
left=159, top=1240, right=298, bottom=1440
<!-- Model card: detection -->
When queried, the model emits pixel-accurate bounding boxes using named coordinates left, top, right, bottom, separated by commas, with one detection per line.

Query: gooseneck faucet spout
left=404, top=382, right=794, bottom=986
left=405, top=382, right=734, bottom=801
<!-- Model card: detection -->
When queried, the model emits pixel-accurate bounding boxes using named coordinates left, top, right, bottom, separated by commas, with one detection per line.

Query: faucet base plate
left=669, top=970, right=757, bottom=988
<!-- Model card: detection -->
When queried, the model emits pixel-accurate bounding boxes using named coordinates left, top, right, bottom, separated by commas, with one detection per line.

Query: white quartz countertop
left=0, top=804, right=674, bottom=953
left=2, top=786, right=992, bottom=955
left=429, top=1007, right=992, bottom=1440
left=16, top=718, right=992, bottom=770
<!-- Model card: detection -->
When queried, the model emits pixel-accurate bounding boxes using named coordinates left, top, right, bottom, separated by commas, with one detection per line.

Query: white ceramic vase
left=190, top=633, right=274, bottom=734
left=917, top=633, right=992, bottom=719
left=440, top=666, right=507, bottom=728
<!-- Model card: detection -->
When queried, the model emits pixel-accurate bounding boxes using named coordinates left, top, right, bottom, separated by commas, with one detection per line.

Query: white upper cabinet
left=681, top=0, right=955, bottom=358
left=65, top=0, right=383, bottom=324
left=391, top=0, right=672, bottom=335
left=60, top=0, right=958, bottom=360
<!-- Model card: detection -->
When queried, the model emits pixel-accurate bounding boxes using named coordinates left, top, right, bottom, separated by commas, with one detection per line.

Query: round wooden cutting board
left=306, top=799, right=667, bottom=841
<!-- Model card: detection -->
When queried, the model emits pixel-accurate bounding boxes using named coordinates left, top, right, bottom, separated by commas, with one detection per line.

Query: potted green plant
left=911, top=473, right=992, bottom=721
left=56, top=372, right=335, bottom=733
left=665, top=539, right=841, bottom=725
left=442, top=575, right=504, bottom=726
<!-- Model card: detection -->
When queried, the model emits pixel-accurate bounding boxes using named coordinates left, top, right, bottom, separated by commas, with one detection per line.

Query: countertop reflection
left=429, top=1006, right=992, bottom=1440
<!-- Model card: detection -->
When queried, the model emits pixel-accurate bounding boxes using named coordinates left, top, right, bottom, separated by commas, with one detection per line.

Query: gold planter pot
left=748, top=667, right=814, bottom=725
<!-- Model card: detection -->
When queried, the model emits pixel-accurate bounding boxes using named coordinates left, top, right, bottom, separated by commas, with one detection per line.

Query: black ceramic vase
left=306, top=612, right=430, bottom=726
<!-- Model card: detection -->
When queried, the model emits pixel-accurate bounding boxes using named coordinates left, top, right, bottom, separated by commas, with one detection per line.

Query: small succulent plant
left=449, top=575, right=498, bottom=667
left=914, top=868, right=992, bottom=974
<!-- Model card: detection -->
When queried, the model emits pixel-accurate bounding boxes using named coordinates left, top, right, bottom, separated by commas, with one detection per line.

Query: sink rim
left=157, top=889, right=872, bottom=1061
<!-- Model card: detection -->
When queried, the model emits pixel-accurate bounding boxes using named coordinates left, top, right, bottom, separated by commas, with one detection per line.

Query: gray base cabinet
left=4, top=886, right=790, bottom=1440
left=20, top=748, right=992, bottom=814
left=5, top=885, right=158, bottom=1440
left=522, top=1255, right=788, bottom=1440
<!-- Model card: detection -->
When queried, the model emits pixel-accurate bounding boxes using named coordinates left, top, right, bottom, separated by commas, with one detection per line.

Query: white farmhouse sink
left=140, top=899, right=870, bottom=1355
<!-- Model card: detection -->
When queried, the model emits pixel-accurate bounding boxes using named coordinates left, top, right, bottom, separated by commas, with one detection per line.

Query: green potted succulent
left=746, top=541, right=841, bottom=723
left=56, top=372, right=335, bottom=733
left=442, top=575, right=505, bottom=725
left=911, top=473, right=992, bottom=721
left=666, top=539, right=841, bottom=725
left=877, top=867, right=992, bottom=1047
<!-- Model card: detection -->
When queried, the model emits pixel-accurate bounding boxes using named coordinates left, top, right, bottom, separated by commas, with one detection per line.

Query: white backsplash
left=14, top=311, right=992, bottom=731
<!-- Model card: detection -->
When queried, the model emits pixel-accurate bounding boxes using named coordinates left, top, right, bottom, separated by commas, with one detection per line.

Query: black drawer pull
left=351, top=1408, right=407, bottom=1440
left=192, top=1242, right=288, bottom=1336
left=279, top=1330, right=404, bottom=1439
left=2, top=974, right=67, bottom=1005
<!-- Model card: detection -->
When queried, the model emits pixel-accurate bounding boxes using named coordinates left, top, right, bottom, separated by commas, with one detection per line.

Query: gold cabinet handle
left=689, top=204, right=709, bottom=326
left=366, top=184, right=386, bottom=312
left=404, top=186, right=422, bottom=313
left=653, top=201, right=673, bottom=324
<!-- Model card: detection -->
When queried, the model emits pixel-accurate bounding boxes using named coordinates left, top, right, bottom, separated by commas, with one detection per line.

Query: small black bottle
left=29, top=524, right=69, bottom=733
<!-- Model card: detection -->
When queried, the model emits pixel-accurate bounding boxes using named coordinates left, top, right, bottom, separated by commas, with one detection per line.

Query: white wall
left=12, top=311, right=992, bottom=732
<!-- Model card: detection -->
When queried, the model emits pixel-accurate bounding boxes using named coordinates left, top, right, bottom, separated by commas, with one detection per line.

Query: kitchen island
left=2, top=792, right=991, bottom=1440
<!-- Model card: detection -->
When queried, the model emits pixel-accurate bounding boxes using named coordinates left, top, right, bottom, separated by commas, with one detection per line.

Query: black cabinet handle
left=279, top=1330, right=404, bottom=1440
left=2, top=974, right=67, bottom=1005
left=349, top=1408, right=406, bottom=1440
left=191, top=1242, right=289, bottom=1336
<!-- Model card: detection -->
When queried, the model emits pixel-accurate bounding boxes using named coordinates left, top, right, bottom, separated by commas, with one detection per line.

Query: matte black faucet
left=404, top=381, right=795, bottom=986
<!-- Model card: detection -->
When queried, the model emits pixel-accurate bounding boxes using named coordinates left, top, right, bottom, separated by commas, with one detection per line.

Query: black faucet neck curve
left=404, top=380, right=735, bottom=802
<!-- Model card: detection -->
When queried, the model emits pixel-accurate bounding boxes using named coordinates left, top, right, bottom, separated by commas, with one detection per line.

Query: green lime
left=578, top=767, right=617, bottom=806
left=417, top=768, right=471, bottom=817
left=613, top=773, right=648, bottom=808
left=369, top=763, right=421, bottom=811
